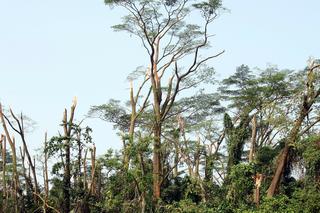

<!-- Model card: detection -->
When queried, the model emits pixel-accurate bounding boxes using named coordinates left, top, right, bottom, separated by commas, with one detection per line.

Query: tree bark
left=249, top=114, right=257, bottom=163
left=267, top=63, right=319, bottom=197
left=62, top=98, right=77, bottom=213
left=253, top=173, right=263, bottom=206
left=62, top=109, right=71, bottom=213
left=44, top=132, right=49, bottom=212
left=8, top=110, right=39, bottom=196
left=1, top=135, right=7, bottom=211
left=152, top=124, right=162, bottom=201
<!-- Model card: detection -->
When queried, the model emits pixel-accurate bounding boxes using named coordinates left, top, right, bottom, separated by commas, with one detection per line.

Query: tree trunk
left=63, top=131, right=71, bottom=213
left=62, top=99, right=77, bottom=213
left=152, top=124, right=162, bottom=201
left=90, top=145, right=96, bottom=195
left=249, top=114, right=257, bottom=163
left=195, top=136, right=201, bottom=178
left=267, top=144, right=290, bottom=197
left=1, top=135, right=7, bottom=211
left=44, top=133, right=49, bottom=212
left=9, top=110, right=39, bottom=197
left=253, top=173, right=263, bottom=206
left=138, top=150, right=146, bottom=213
left=173, top=142, right=179, bottom=178
left=10, top=137, right=19, bottom=213
left=84, top=149, right=88, bottom=191
left=151, top=44, right=162, bottom=203
left=267, top=92, right=311, bottom=197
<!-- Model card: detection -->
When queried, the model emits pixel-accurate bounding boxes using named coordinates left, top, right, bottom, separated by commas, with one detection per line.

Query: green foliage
left=224, top=113, right=250, bottom=172
left=289, top=187, right=320, bottom=213
left=89, top=99, right=130, bottom=131
left=255, top=146, right=280, bottom=174
left=227, top=163, right=255, bottom=207
left=257, top=195, right=294, bottom=213
left=298, top=135, right=320, bottom=183
left=161, top=199, right=215, bottom=213
left=3, top=0, right=320, bottom=210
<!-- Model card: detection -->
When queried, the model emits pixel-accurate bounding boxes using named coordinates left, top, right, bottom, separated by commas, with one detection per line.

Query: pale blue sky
left=0, top=0, right=319, bottom=155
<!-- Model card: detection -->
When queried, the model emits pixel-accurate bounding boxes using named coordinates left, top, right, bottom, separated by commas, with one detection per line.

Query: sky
left=0, top=0, right=320, bottom=157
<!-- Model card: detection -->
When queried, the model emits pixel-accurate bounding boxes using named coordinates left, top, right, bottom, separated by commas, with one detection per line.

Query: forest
left=1, top=0, right=320, bottom=212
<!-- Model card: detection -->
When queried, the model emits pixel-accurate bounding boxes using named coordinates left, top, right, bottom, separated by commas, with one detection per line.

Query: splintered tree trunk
left=62, top=98, right=77, bottom=213
left=250, top=115, right=262, bottom=206
left=253, top=174, right=263, bottom=206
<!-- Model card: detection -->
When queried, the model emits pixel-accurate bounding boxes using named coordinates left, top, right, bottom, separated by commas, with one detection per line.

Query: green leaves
left=227, top=163, right=255, bottom=207
left=224, top=113, right=250, bottom=172
left=193, top=0, right=223, bottom=15
left=89, top=99, right=130, bottom=131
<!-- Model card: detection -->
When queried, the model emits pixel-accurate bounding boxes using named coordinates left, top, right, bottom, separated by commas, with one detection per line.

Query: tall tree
left=104, top=0, right=224, bottom=203
left=62, top=98, right=77, bottom=213
left=267, top=61, right=320, bottom=197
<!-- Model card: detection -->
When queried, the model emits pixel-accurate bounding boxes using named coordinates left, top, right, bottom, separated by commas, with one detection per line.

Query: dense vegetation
left=1, top=0, right=320, bottom=212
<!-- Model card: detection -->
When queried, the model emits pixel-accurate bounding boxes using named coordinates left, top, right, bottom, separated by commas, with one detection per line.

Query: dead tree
left=0, top=104, right=39, bottom=199
left=62, top=98, right=77, bottom=213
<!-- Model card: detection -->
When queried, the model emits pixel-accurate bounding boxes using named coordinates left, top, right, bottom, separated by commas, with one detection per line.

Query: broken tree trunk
left=62, top=98, right=77, bottom=213
left=267, top=62, right=320, bottom=197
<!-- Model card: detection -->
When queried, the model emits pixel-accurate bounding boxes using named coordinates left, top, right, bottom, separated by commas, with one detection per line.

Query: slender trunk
left=195, top=135, right=201, bottom=178
left=204, top=153, right=213, bottom=181
left=10, top=137, right=19, bottom=213
left=152, top=124, right=161, bottom=201
left=44, top=133, right=49, bottom=211
left=97, top=166, right=102, bottom=199
left=21, top=133, right=39, bottom=197
left=10, top=111, right=39, bottom=196
left=63, top=133, right=71, bottom=213
left=0, top=107, right=19, bottom=211
left=84, top=149, right=88, bottom=191
left=173, top=142, right=179, bottom=178
left=138, top=151, right=146, bottom=213
left=249, top=115, right=257, bottom=163
left=90, top=145, right=96, bottom=195
left=77, top=131, right=82, bottom=189
left=1, top=135, right=7, bottom=211
left=140, top=192, right=146, bottom=213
